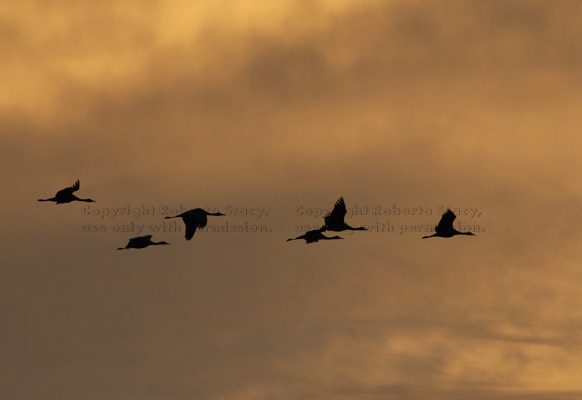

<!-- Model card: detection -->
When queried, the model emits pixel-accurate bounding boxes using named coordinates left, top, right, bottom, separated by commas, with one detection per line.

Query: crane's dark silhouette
left=117, top=235, right=170, bottom=250
left=164, top=208, right=225, bottom=240
left=321, top=197, right=367, bottom=232
left=38, top=180, right=95, bottom=204
left=287, top=229, right=343, bottom=244
left=422, top=209, right=476, bottom=239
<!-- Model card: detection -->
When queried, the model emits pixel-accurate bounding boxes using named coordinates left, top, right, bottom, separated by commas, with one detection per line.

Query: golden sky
left=1, top=1, right=581, bottom=399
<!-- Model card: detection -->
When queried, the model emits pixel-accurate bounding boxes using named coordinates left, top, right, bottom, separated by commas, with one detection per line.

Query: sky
left=1, top=0, right=581, bottom=399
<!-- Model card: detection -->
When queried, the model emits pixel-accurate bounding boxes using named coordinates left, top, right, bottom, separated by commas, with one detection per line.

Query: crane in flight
left=321, top=197, right=367, bottom=232
left=117, top=235, right=170, bottom=250
left=422, top=209, right=476, bottom=239
left=287, top=229, right=343, bottom=244
left=38, top=180, right=95, bottom=204
left=164, top=208, right=225, bottom=240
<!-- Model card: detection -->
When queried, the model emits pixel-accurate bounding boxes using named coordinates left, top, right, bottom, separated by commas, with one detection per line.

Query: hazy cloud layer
left=1, top=1, right=581, bottom=399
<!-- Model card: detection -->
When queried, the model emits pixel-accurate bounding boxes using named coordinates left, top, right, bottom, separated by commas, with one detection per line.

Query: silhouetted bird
left=117, top=235, right=170, bottom=250
left=321, top=197, right=367, bottom=232
left=38, top=180, right=95, bottom=204
left=164, top=208, right=225, bottom=240
left=422, top=209, right=476, bottom=239
left=287, top=229, right=343, bottom=244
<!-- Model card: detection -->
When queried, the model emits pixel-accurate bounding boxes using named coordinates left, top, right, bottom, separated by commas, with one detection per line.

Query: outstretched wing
left=127, top=235, right=152, bottom=246
left=435, top=209, right=456, bottom=233
left=55, top=180, right=80, bottom=197
left=324, top=197, right=347, bottom=226
left=304, top=229, right=322, bottom=243
left=195, top=210, right=209, bottom=229
left=183, top=211, right=208, bottom=240
left=185, top=223, right=197, bottom=240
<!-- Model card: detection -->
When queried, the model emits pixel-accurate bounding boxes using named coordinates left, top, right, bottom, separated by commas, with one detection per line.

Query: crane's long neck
left=452, top=229, right=474, bottom=236
left=38, top=198, right=55, bottom=202
left=422, top=233, right=437, bottom=239
left=323, top=236, right=343, bottom=240
left=72, top=195, right=95, bottom=202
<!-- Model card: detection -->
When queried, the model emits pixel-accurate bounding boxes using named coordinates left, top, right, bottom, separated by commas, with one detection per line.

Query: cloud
left=1, top=1, right=581, bottom=399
